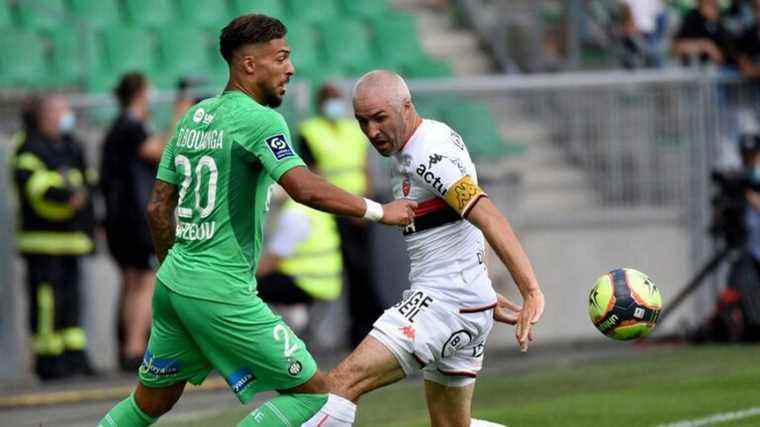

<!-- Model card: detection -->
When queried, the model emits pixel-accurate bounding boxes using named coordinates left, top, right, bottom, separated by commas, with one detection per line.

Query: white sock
left=301, top=393, right=357, bottom=426
left=471, top=418, right=507, bottom=427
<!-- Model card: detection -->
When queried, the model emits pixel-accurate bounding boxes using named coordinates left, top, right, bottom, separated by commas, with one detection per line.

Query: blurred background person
left=736, top=0, right=760, bottom=79
left=297, top=83, right=381, bottom=346
left=10, top=94, right=96, bottom=381
left=672, top=0, right=734, bottom=66
left=255, top=186, right=344, bottom=336
left=100, top=72, right=191, bottom=372
left=620, top=0, right=667, bottom=69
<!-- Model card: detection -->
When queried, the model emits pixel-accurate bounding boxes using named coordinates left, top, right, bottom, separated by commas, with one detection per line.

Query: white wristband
left=362, top=198, right=384, bottom=222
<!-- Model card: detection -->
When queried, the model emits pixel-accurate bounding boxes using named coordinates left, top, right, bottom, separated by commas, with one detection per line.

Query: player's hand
left=516, top=288, right=544, bottom=353
left=493, top=292, right=521, bottom=325
left=380, top=199, right=417, bottom=226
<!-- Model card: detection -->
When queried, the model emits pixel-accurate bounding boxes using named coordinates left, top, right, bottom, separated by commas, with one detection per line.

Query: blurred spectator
left=11, top=94, right=97, bottom=380
left=723, top=0, right=755, bottom=38
left=673, top=0, right=734, bottom=66
left=298, top=83, right=382, bottom=347
left=736, top=0, right=760, bottom=78
left=621, top=0, right=668, bottom=68
left=256, top=192, right=344, bottom=334
left=100, top=72, right=191, bottom=372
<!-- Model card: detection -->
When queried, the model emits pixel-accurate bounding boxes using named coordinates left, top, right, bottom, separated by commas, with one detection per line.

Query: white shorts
left=369, top=288, right=496, bottom=387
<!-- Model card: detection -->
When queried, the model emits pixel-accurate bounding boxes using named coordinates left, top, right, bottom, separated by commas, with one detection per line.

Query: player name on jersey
left=175, top=220, right=217, bottom=241
left=175, top=128, right=225, bottom=151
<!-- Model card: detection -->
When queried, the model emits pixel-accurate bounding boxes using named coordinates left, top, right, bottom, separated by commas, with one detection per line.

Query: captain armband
left=443, top=175, right=487, bottom=217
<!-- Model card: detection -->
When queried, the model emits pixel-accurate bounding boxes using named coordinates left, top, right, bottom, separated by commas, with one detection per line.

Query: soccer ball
left=588, top=268, right=663, bottom=341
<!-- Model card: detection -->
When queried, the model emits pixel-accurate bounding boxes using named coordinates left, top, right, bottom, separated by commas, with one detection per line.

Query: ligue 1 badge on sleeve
left=265, top=134, right=294, bottom=160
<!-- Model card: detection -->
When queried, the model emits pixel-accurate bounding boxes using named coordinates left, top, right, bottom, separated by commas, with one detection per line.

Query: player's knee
left=134, top=382, right=185, bottom=417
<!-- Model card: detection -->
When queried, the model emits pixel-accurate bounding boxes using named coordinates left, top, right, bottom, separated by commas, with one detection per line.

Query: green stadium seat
left=48, top=26, right=98, bottom=87
left=339, top=0, right=388, bottom=19
left=101, top=27, right=154, bottom=76
left=156, top=27, right=210, bottom=83
left=318, top=19, right=371, bottom=72
left=0, top=31, right=47, bottom=88
left=0, top=0, right=13, bottom=29
left=175, top=0, right=232, bottom=30
left=285, top=22, right=320, bottom=76
left=286, top=0, right=338, bottom=24
left=370, top=12, right=426, bottom=68
left=441, top=101, right=507, bottom=160
left=122, top=0, right=175, bottom=28
left=229, top=0, right=285, bottom=20
left=401, top=56, right=453, bottom=78
left=66, top=0, right=120, bottom=29
left=15, top=0, right=67, bottom=31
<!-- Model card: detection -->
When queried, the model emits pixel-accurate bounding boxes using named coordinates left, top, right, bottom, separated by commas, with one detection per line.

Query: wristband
left=362, top=198, right=384, bottom=222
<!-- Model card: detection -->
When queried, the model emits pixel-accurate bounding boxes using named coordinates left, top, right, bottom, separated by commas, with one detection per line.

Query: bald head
left=353, top=70, right=411, bottom=111
left=352, top=70, right=420, bottom=157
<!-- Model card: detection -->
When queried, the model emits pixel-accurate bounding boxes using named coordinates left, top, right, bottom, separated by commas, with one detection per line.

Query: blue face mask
left=59, top=112, right=76, bottom=133
left=322, top=99, right=347, bottom=121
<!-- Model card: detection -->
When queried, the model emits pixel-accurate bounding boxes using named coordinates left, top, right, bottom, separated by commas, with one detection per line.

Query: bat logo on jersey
left=265, top=134, right=295, bottom=160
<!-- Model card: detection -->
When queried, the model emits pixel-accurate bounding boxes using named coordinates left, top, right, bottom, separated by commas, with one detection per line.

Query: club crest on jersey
left=402, top=175, right=411, bottom=196
left=287, top=359, right=303, bottom=376
left=265, top=134, right=294, bottom=160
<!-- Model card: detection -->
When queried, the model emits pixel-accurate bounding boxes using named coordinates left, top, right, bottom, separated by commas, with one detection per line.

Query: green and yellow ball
left=588, top=268, right=662, bottom=341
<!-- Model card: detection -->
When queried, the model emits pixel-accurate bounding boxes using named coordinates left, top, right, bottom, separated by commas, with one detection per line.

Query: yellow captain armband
left=443, top=175, right=487, bottom=217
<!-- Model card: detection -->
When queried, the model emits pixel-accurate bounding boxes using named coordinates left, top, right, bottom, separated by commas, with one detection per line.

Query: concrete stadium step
left=393, top=0, right=496, bottom=76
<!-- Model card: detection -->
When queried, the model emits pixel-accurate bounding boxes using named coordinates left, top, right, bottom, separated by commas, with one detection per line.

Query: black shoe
left=64, top=350, right=98, bottom=377
left=35, top=355, right=69, bottom=381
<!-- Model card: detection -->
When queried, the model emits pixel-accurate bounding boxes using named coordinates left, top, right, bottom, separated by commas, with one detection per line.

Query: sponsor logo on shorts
left=139, top=351, right=181, bottom=377
left=227, top=367, right=256, bottom=394
left=472, top=341, right=485, bottom=358
left=399, top=325, right=416, bottom=340
left=265, top=134, right=295, bottom=160
left=442, top=330, right=473, bottom=358
left=287, top=359, right=303, bottom=376
left=395, top=291, right=433, bottom=322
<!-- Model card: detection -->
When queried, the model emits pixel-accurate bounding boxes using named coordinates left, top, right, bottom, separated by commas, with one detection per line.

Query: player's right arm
left=147, top=122, right=180, bottom=264
left=278, top=166, right=416, bottom=226
left=147, top=180, right=178, bottom=264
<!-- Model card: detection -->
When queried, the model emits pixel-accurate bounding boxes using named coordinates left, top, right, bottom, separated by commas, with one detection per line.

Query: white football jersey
left=390, top=119, right=497, bottom=308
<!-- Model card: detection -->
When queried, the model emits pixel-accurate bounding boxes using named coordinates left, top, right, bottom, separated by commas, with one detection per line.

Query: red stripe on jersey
left=437, top=369, right=478, bottom=378
left=414, top=198, right=447, bottom=216
left=459, top=302, right=498, bottom=313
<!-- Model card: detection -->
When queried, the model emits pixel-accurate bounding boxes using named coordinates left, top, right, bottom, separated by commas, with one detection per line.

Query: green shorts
left=138, top=279, right=317, bottom=404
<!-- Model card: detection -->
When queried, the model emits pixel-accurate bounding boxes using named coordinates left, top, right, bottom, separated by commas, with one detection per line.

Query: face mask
left=59, top=111, right=76, bottom=133
left=322, top=99, right=347, bottom=121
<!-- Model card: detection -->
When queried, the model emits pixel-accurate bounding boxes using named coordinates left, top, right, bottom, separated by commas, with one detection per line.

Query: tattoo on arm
left=147, top=180, right=178, bottom=265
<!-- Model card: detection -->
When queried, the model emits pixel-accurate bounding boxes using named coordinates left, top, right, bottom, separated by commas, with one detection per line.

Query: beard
left=261, top=85, right=283, bottom=108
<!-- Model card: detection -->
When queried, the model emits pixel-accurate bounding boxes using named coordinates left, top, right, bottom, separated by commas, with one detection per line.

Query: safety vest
left=278, top=200, right=343, bottom=301
left=10, top=131, right=95, bottom=256
left=299, top=117, right=368, bottom=195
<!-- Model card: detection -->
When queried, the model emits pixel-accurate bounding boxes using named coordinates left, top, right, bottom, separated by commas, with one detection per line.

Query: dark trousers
left=257, top=272, right=314, bottom=305
left=337, top=218, right=384, bottom=347
left=24, top=254, right=85, bottom=356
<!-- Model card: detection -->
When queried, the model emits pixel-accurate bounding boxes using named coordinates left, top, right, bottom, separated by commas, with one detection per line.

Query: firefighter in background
left=298, top=83, right=381, bottom=346
left=11, top=94, right=97, bottom=380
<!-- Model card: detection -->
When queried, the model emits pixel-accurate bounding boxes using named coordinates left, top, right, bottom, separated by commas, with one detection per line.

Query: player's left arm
left=443, top=176, right=545, bottom=351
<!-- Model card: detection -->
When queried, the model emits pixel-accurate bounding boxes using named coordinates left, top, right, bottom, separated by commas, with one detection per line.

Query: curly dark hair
left=219, top=14, right=287, bottom=64
left=114, top=72, right=147, bottom=109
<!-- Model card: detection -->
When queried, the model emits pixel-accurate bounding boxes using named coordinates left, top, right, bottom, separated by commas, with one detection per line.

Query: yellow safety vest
left=299, top=117, right=368, bottom=195
left=279, top=200, right=343, bottom=301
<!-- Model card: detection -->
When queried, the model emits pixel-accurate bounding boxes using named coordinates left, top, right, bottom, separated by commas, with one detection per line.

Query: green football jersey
left=155, top=91, right=305, bottom=304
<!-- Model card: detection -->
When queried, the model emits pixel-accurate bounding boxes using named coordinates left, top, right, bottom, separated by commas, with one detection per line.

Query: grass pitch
left=160, top=344, right=760, bottom=427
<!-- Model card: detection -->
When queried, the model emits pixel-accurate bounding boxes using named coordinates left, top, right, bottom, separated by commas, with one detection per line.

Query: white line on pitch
left=656, top=407, right=760, bottom=427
